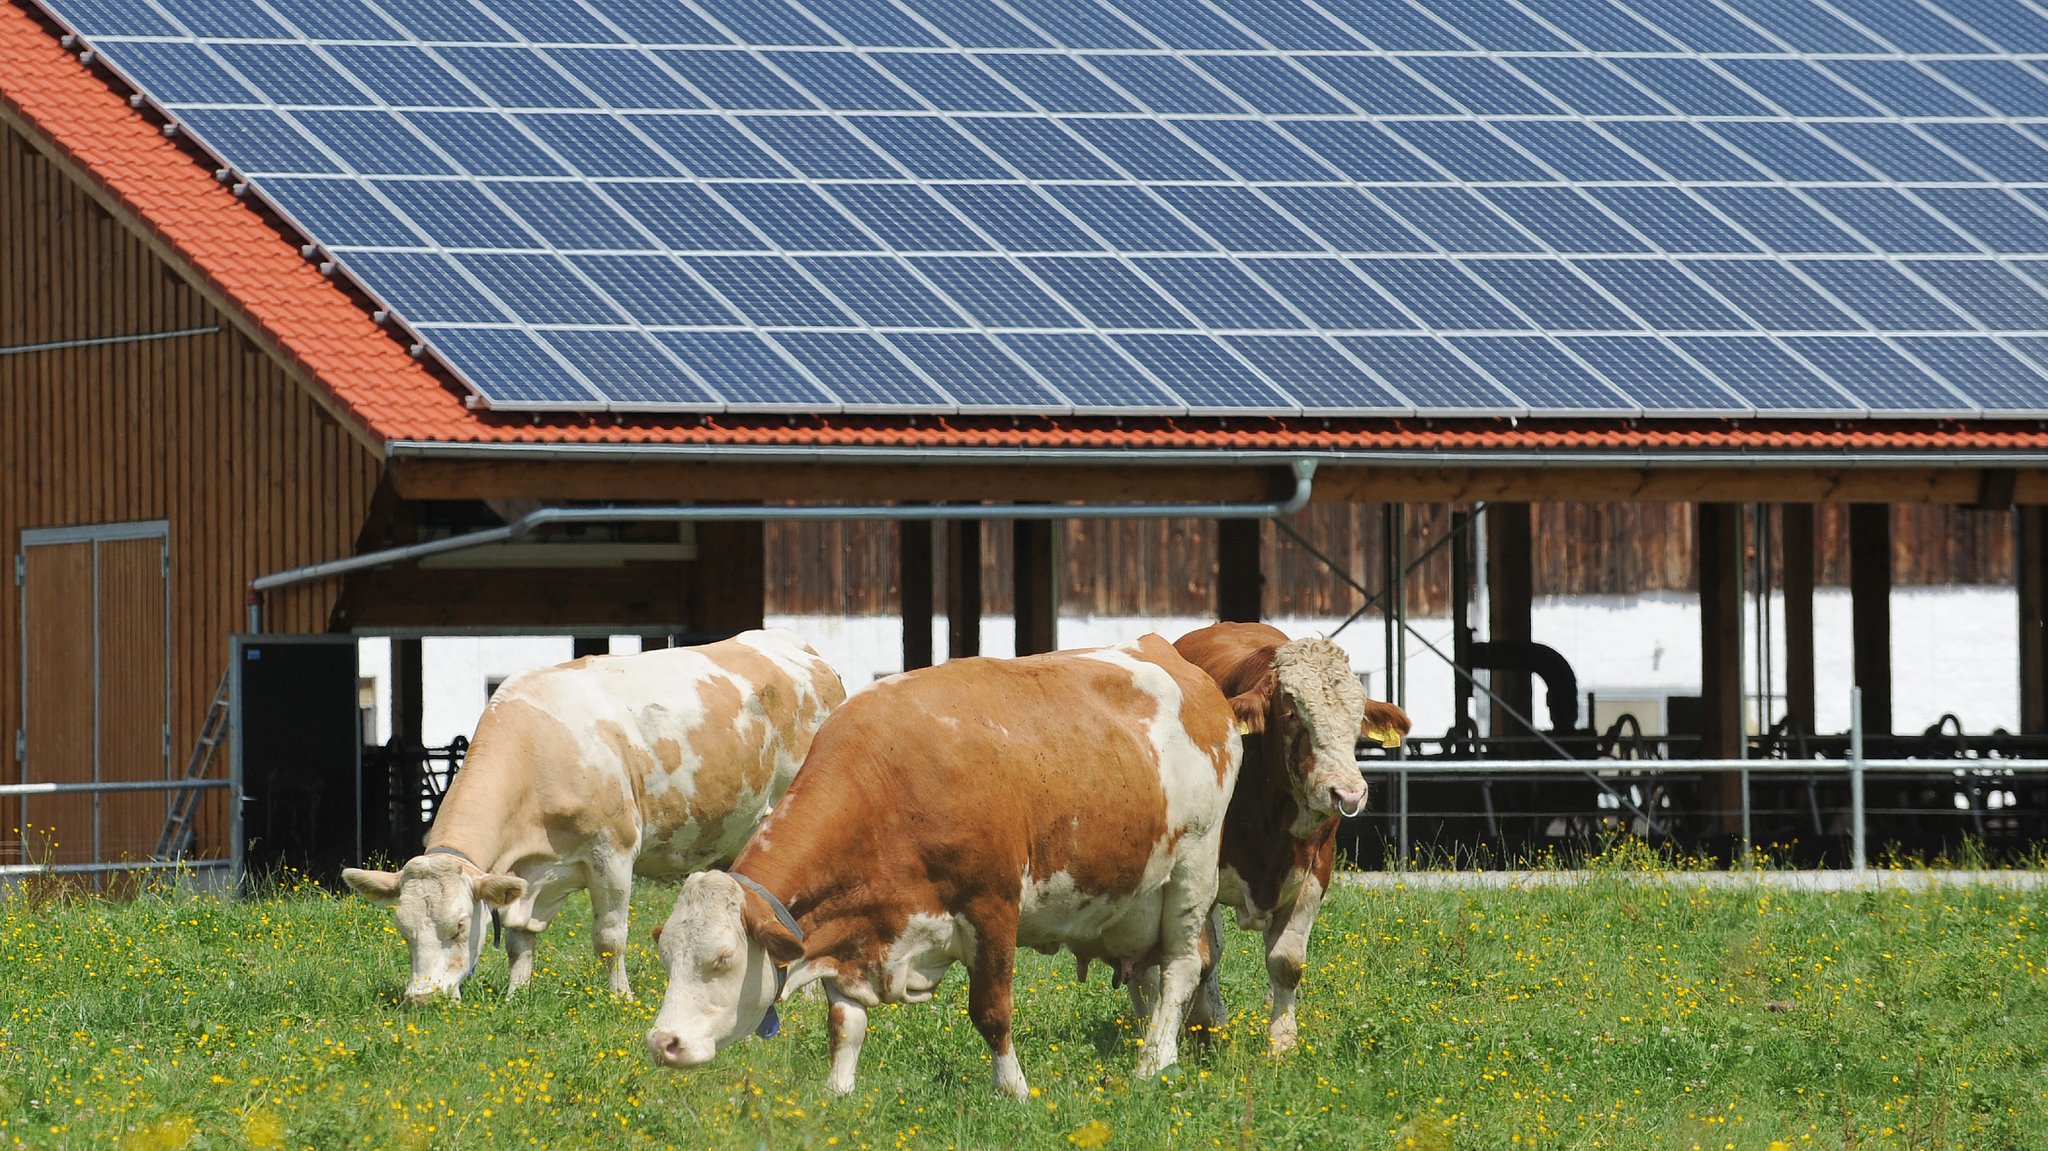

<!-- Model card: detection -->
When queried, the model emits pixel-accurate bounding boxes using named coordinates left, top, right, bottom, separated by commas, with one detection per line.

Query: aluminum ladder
left=155, top=670, right=229, bottom=860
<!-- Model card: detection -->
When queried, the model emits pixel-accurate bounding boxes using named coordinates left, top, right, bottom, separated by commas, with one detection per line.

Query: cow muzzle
left=646, top=1027, right=714, bottom=1069
left=1328, top=783, right=1367, bottom=818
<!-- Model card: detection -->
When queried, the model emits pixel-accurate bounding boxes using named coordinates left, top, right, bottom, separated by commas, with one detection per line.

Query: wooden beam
left=393, top=459, right=2048, bottom=508
left=1697, top=504, right=1743, bottom=764
left=2021, top=507, right=2047, bottom=735
left=1216, top=519, right=1262, bottom=622
left=391, top=459, right=1276, bottom=504
left=1781, top=504, right=1816, bottom=737
left=1849, top=504, right=1893, bottom=736
left=1316, top=467, right=2046, bottom=506
left=338, top=563, right=695, bottom=631
left=899, top=520, right=933, bottom=672
left=1013, top=519, right=1058, bottom=656
left=1486, top=503, right=1532, bottom=741
left=946, top=520, right=981, bottom=660
left=691, top=521, right=764, bottom=637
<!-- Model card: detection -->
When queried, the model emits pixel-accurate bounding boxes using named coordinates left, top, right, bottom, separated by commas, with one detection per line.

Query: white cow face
left=341, top=856, right=526, bottom=1003
left=1235, top=638, right=1405, bottom=832
left=646, top=872, right=802, bottom=1069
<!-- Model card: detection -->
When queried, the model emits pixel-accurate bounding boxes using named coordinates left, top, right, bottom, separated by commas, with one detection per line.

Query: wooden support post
left=899, top=520, right=933, bottom=672
left=390, top=637, right=426, bottom=858
left=1217, top=519, right=1263, bottom=623
left=946, top=519, right=981, bottom=660
left=1697, top=504, right=1744, bottom=762
left=1782, top=504, right=1816, bottom=737
left=1013, top=520, right=1058, bottom=656
left=2021, top=507, right=2048, bottom=735
left=1451, top=507, right=1474, bottom=731
left=1486, top=503, right=1533, bottom=741
left=1849, top=504, right=1893, bottom=736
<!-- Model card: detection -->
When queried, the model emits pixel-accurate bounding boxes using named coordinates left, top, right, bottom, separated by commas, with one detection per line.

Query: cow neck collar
left=425, top=845, right=483, bottom=871
left=728, top=871, right=804, bottom=945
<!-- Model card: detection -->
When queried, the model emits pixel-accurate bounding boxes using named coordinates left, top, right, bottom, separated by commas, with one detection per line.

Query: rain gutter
left=244, top=458, right=1315, bottom=631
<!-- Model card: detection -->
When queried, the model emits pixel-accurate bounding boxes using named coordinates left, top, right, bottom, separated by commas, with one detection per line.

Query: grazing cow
left=643, top=635, right=1241, bottom=1099
left=341, top=630, right=845, bottom=1004
left=1173, top=622, right=1409, bottom=1054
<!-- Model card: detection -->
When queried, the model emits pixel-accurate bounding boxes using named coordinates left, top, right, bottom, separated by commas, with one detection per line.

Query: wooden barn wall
left=763, top=502, right=2017, bottom=620
left=1, top=123, right=384, bottom=866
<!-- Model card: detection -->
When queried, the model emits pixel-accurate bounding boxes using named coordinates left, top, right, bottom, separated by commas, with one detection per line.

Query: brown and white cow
left=644, top=634, right=1241, bottom=1099
left=1173, top=622, right=1409, bottom=1054
left=341, top=629, right=844, bottom=1003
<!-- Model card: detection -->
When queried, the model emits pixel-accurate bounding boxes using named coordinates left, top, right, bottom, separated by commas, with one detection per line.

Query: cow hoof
left=1267, top=1031, right=1299, bottom=1057
left=824, top=1075, right=857, bottom=1096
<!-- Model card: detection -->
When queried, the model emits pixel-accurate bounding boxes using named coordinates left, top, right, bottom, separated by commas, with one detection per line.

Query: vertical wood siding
left=1, top=123, right=384, bottom=865
left=762, top=502, right=2016, bottom=620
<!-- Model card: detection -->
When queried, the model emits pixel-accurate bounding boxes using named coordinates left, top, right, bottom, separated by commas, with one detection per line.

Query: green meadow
left=3, top=854, right=2046, bottom=1150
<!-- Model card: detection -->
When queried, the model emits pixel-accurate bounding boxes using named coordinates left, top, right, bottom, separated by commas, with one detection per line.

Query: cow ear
left=473, top=873, right=527, bottom=908
left=342, top=867, right=403, bottom=905
left=740, top=892, right=805, bottom=967
left=1362, top=700, right=1412, bottom=749
left=1226, top=670, right=1275, bottom=736
left=650, top=924, right=664, bottom=944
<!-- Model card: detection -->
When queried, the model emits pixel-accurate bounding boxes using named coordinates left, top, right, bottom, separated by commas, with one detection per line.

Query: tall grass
left=2, top=856, right=2045, bottom=1149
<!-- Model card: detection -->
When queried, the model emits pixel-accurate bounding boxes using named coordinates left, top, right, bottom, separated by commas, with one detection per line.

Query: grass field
left=3, top=854, right=2046, bottom=1150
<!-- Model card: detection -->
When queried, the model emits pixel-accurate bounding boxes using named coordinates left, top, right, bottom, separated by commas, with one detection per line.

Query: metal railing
left=0, top=778, right=236, bottom=879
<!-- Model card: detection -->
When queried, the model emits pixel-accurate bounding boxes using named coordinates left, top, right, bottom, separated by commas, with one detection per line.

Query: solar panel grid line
left=807, top=10, right=1359, bottom=412
left=757, top=24, right=1238, bottom=414
left=656, top=7, right=1108, bottom=412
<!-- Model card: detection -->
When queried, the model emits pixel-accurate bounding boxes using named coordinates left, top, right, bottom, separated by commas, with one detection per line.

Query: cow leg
left=1186, top=906, right=1226, bottom=1041
left=966, top=915, right=1028, bottom=1101
left=505, top=926, right=538, bottom=993
left=1125, top=965, right=1157, bottom=1022
left=824, top=984, right=869, bottom=1095
left=1137, top=859, right=1220, bottom=1079
left=587, top=861, right=635, bottom=999
left=1262, top=873, right=1324, bottom=1056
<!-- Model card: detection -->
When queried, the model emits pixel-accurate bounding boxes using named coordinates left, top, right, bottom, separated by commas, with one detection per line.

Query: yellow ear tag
left=1367, top=725, right=1404, bottom=750
left=1237, top=720, right=1253, bottom=736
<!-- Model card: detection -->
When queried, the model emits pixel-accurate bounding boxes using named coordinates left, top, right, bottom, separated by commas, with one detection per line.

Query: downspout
left=245, top=458, right=1316, bottom=632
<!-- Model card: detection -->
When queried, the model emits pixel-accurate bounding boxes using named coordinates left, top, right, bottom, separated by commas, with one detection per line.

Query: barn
left=7, top=0, right=2048, bottom=879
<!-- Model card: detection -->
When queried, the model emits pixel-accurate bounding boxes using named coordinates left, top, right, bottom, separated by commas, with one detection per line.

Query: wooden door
left=19, top=524, right=169, bottom=868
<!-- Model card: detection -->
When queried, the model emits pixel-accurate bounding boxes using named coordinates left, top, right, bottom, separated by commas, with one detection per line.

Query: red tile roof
left=8, top=0, right=2048, bottom=458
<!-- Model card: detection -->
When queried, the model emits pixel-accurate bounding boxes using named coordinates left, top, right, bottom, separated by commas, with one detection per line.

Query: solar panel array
left=34, top=0, right=2048, bottom=417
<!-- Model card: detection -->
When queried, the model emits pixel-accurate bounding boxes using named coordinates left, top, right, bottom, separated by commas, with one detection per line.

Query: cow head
left=1228, top=637, right=1407, bottom=835
left=646, top=871, right=804, bottom=1069
left=341, top=855, right=526, bottom=1003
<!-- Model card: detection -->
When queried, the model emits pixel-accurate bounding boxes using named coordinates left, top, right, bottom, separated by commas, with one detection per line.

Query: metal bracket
left=12, top=553, right=21, bottom=588
left=13, top=729, right=23, bottom=765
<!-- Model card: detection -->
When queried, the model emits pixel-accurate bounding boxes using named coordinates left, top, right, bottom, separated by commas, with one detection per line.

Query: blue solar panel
left=48, top=0, right=2048, bottom=418
left=1340, top=336, right=1519, bottom=413
left=1782, top=337, right=1969, bottom=415
left=1227, top=336, right=1407, bottom=412
left=1907, top=260, right=2048, bottom=330
left=685, top=255, right=854, bottom=326
left=572, top=255, right=738, bottom=325
left=797, top=257, right=966, bottom=327
left=714, top=183, right=874, bottom=250
left=1133, top=258, right=1304, bottom=329
left=887, top=333, right=1065, bottom=410
left=1358, top=259, right=1526, bottom=329
left=1113, top=333, right=1296, bottom=414
left=1794, top=260, right=1972, bottom=330
left=771, top=331, right=951, bottom=409
left=1899, top=337, right=2048, bottom=413
left=1576, top=260, right=1747, bottom=330
left=539, top=329, right=716, bottom=406
left=1673, top=336, right=1857, bottom=413
left=1684, top=261, right=1858, bottom=331
left=340, top=252, right=505, bottom=323
left=1560, top=336, right=1743, bottom=413
left=1022, top=257, right=1194, bottom=328
left=1249, top=259, right=1415, bottom=329
left=998, top=333, right=1180, bottom=411
left=1450, top=335, right=1634, bottom=412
